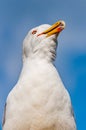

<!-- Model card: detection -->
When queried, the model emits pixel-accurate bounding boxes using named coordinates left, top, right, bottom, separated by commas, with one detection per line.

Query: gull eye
left=32, top=30, right=37, bottom=35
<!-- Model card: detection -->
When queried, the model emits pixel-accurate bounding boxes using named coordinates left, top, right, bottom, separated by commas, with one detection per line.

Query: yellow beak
left=38, top=20, right=65, bottom=37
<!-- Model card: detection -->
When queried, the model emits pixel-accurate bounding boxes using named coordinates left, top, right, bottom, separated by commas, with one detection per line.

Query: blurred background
left=0, top=0, right=86, bottom=129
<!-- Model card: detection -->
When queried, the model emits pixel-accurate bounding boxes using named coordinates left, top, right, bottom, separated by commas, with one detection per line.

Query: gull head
left=23, top=20, right=65, bottom=62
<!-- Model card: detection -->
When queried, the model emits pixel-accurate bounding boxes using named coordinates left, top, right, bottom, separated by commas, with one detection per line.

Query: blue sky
left=0, top=0, right=86, bottom=129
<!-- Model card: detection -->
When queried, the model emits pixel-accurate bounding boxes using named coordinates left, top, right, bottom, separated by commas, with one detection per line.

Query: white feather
left=3, top=24, right=76, bottom=130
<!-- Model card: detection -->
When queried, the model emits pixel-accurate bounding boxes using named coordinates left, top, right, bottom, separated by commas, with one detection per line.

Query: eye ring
left=32, top=30, right=37, bottom=35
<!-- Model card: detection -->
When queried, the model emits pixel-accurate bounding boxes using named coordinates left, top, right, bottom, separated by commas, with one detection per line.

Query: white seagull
left=2, top=20, right=77, bottom=130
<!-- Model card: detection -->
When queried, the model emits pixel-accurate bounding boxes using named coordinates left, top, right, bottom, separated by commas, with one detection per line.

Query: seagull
left=2, top=20, right=77, bottom=130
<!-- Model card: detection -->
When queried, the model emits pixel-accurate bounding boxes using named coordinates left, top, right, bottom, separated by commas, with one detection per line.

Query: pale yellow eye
left=32, top=30, right=37, bottom=35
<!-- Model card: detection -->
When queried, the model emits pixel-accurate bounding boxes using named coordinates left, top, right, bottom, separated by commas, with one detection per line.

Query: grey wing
left=70, top=105, right=77, bottom=125
left=71, top=105, right=75, bottom=118
left=2, top=103, right=7, bottom=127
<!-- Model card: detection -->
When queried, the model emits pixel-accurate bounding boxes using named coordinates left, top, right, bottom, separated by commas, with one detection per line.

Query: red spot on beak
left=57, top=27, right=62, bottom=32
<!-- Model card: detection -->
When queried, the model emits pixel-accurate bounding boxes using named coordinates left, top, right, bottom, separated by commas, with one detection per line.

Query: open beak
left=37, top=20, right=65, bottom=37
